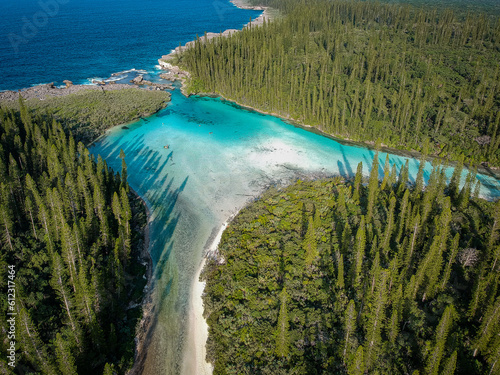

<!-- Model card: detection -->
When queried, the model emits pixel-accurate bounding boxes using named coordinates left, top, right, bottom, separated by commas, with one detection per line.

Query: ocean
left=3, top=1, right=500, bottom=374
left=0, top=0, right=261, bottom=90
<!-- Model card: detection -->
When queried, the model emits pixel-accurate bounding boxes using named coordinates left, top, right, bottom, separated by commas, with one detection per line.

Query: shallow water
left=90, top=88, right=500, bottom=374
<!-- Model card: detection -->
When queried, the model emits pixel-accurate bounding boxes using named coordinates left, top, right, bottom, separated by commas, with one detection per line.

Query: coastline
left=0, top=82, right=155, bottom=102
left=212, top=94, right=500, bottom=179
left=158, top=1, right=273, bottom=65
left=154, top=3, right=276, bottom=374
left=181, top=258, right=211, bottom=375
left=128, top=187, right=154, bottom=375
left=156, top=1, right=500, bottom=181
left=163, top=80, right=500, bottom=180
left=180, top=218, right=230, bottom=375
left=133, top=0, right=495, bottom=372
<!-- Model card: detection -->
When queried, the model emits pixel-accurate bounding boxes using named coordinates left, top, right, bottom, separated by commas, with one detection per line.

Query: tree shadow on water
left=92, top=130, right=192, bottom=374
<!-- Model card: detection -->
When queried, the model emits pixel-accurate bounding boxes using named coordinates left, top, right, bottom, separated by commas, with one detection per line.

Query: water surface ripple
left=90, top=89, right=500, bottom=374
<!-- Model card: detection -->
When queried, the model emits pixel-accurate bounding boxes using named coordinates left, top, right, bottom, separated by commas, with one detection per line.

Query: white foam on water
left=104, top=75, right=126, bottom=82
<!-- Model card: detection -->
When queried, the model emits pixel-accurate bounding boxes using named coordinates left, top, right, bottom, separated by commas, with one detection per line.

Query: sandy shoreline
left=181, top=258, right=211, bottom=375
left=157, top=3, right=276, bottom=374
left=181, top=219, right=229, bottom=375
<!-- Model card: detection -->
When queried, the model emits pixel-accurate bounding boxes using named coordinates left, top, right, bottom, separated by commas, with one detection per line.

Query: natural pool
left=90, top=87, right=500, bottom=375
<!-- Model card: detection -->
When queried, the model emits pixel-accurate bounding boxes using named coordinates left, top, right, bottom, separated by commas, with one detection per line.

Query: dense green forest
left=174, top=0, right=500, bottom=166
left=0, top=100, right=148, bottom=374
left=2, top=88, right=170, bottom=144
left=202, top=158, right=500, bottom=374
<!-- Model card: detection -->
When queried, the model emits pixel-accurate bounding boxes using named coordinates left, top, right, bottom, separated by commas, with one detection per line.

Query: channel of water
left=90, top=87, right=500, bottom=374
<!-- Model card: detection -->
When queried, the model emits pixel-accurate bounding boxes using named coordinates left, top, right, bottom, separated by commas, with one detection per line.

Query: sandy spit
left=181, top=220, right=228, bottom=375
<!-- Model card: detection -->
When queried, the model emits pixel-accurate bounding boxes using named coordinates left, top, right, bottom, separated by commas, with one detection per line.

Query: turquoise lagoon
left=90, top=88, right=500, bottom=374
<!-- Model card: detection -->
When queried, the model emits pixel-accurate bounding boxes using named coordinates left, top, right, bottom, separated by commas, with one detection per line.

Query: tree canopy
left=177, top=0, right=500, bottom=166
left=202, top=161, right=500, bottom=374
left=0, top=99, right=148, bottom=374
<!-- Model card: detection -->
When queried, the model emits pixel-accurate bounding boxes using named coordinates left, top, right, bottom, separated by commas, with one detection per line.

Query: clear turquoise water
left=3, top=0, right=499, bottom=373
left=90, top=88, right=500, bottom=374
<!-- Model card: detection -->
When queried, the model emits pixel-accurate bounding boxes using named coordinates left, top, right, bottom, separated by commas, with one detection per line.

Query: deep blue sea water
left=3, top=1, right=500, bottom=373
left=0, top=0, right=261, bottom=90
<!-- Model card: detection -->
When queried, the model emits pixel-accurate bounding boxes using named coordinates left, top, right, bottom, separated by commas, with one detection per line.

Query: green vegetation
left=2, top=88, right=170, bottom=143
left=202, top=160, right=500, bottom=374
left=176, top=0, right=500, bottom=166
left=0, top=100, right=148, bottom=374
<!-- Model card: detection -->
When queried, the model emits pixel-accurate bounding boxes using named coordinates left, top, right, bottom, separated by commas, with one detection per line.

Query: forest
left=0, top=99, right=148, bottom=374
left=1, top=88, right=170, bottom=144
left=173, top=0, right=500, bottom=166
left=202, top=157, right=500, bottom=374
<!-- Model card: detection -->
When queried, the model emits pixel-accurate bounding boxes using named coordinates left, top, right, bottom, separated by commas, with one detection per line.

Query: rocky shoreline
left=229, top=0, right=266, bottom=10
left=157, top=0, right=273, bottom=85
left=0, top=82, right=167, bottom=102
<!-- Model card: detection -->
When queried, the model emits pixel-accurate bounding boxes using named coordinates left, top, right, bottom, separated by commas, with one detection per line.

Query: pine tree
left=380, top=154, right=391, bottom=190
left=364, top=269, right=389, bottom=370
left=405, top=212, right=420, bottom=270
left=473, top=296, right=500, bottom=357
left=50, top=252, right=81, bottom=347
left=119, top=149, right=128, bottom=193
left=395, top=189, right=410, bottom=243
left=343, top=299, right=357, bottom=363
left=381, top=194, right=396, bottom=256
left=486, top=336, right=500, bottom=375
left=441, top=233, right=460, bottom=291
left=488, top=199, right=500, bottom=249
left=337, top=253, right=345, bottom=291
left=18, top=308, right=58, bottom=374
left=0, top=184, right=14, bottom=252
left=414, top=155, right=426, bottom=194
left=441, top=350, right=457, bottom=375
left=275, top=287, right=290, bottom=358
left=388, top=285, right=403, bottom=345
left=397, top=160, right=409, bottom=195
left=304, top=217, right=318, bottom=265
left=457, top=171, right=474, bottom=210
left=348, top=345, right=365, bottom=375
left=353, top=161, right=363, bottom=203
left=448, top=154, right=464, bottom=201
left=367, top=153, right=379, bottom=222
left=353, top=216, right=366, bottom=289
left=426, top=304, right=455, bottom=375
left=369, top=251, right=381, bottom=294
left=55, top=332, right=78, bottom=375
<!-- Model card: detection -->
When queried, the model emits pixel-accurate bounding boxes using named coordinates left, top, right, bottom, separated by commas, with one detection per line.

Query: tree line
left=202, top=156, right=500, bottom=374
left=175, top=0, right=500, bottom=166
left=2, top=88, right=170, bottom=144
left=0, top=99, right=148, bottom=374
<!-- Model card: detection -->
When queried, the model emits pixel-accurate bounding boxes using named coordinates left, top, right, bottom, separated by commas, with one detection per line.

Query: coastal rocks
left=0, top=83, right=143, bottom=102
left=147, top=82, right=174, bottom=90
left=159, top=29, right=239, bottom=63
left=158, top=63, right=190, bottom=82
left=156, top=3, right=272, bottom=88
left=130, top=75, right=173, bottom=90
left=131, top=75, right=144, bottom=84
left=230, top=0, right=266, bottom=10
left=63, top=80, right=73, bottom=88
